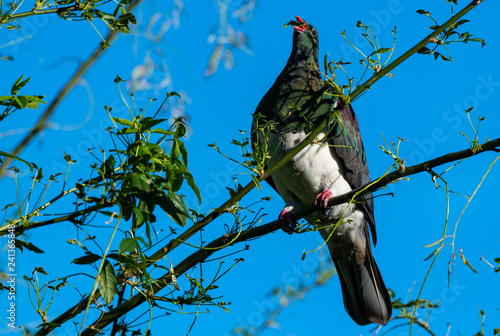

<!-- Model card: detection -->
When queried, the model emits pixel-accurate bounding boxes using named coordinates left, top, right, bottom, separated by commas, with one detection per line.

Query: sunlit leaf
left=15, top=239, right=44, bottom=253
left=72, top=253, right=101, bottom=265
left=98, top=260, right=118, bottom=306
left=119, top=238, right=137, bottom=254
left=112, top=117, right=133, bottom=126
left=185, top=171, right=201, bottom=203
left=0, top=151, right=34, bottom=171
left=11, top=75, right=30, bottom=95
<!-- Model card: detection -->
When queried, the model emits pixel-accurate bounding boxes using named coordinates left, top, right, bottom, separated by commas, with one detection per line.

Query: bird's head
left=285, top=16, right=319, bottom=62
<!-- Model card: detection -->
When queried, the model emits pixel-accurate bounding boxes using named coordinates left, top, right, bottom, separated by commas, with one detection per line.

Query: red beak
left=293, top=15, right=307, bottom=32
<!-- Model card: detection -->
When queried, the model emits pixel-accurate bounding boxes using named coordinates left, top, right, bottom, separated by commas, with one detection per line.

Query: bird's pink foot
left=315, top=190, right=332, bottom=213
left=278, top=208, right=296, bottom=235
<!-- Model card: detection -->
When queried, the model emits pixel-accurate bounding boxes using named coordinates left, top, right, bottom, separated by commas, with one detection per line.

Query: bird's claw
left=315, top=190, right=332, bottom=214
left=278, top=208, right=297, bottom=235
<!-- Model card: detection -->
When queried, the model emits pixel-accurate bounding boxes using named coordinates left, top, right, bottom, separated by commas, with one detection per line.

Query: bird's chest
left=267, top=130, right=350, bottom=208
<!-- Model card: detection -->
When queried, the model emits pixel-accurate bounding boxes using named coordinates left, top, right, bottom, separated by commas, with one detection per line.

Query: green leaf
left=0, top=95, right=14, bottom=102
left=117, top=25, right=130, bottom=34
left=0, top=151, right=34, bottom=171
left=34, top=168, right=44, bottom=182
left=169, top=192, right=189, bottom=218
left=174, top=123, right=186, bottom=138
left=119, top=238, right=137, bottom=254
left=127, top=140, right=164, bottom=159
left=33, top=267, right=48, bottom=275
left=158, top=192, right=189, bottom=227
left=95, top=10, right=115, bottom=21
left=467, top=37, right=486, bottom=47
left=231, top=139, right=243, bottom=146
left=139, top=117, right=167, bottom=130
left=417, top=46, right=430, bottom=54
left=226, top=187, right=236, bottom=197
left=13, top=96, right=28, bottom=109
left=116, top=127, right=139, bottom=135
left=72, top=253, right=101, bottom=265
left=166, top=91, right=180, bottom=98
left=24, top=95, right=45, bottom=109
left=82, top=11, right=94, bottom=20
left=11, top=75, right=31, bottom=95
left=112, top=117, right=133, bottom=126
left=132, top=206, right=145, bottom=227
left=150, top=128, right=175, bottom=135
left=101, top=155, right=116, bottom=176
left=114, top=12, right=136, bottom=33
left=98, top=260, right=118, bottom=306
left=113, top=4, right=123, bottom=17
left=416, top=9, right=431, bottom=16
left=178, top=140, right=188, bottom=166
left=114, top=75, right=125, bottom=83
left=15, top=239, right=44, bottom=253
left=369, top=47, right=392, bottom=57
left=171, top=138, right=180, bottom=161
left=63, top=152, right=76, bottom=163
left=450, top=19, right=470, bottom=29
left=184, top=171, right=201, bottom=203
left=130, top=174, right=151, bottom=192
left=106, top=253, right=140, bottom=268
left=171, top=170, right=184, bottom=192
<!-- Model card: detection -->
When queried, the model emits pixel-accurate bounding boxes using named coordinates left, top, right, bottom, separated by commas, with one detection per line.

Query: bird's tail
left=331, top=246, right=392, bottom=326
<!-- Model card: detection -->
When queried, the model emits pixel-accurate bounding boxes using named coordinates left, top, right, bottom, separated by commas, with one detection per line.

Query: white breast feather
left=266, top=129, right=355, bottom=220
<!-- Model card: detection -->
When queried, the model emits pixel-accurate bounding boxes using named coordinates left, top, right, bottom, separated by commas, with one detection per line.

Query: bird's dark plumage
left=251, top=16, right=392, bottom=325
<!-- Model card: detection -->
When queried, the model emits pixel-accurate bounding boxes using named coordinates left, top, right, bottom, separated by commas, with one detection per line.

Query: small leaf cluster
left=23, top=267, right=68, bottom=324
left=0, top=75, right=45, bottom=116
left=0, top=1, right=137, bottom=46
left=75, top=1, right=137, bottom=34
left=0, top=76, right=45, bottom=172
left=494, top=258, right=500, bottom=273
left=325, top=21, right=396, bottom=100
left=158, top=260, right=238, bottom=314
left=416, top=9, right=485, bottom=61
left=352, top=21, right=396, bottom=73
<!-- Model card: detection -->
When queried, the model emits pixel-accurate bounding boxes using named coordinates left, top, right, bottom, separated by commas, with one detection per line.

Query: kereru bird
left=251, top=16, right=392, bottom=326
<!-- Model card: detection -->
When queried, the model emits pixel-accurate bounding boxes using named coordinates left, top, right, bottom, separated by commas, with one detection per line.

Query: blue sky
left=1, top=0, right=500, bottom=335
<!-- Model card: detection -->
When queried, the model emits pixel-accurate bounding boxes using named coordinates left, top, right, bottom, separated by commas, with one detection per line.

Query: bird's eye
left=312, top=29, right=317, bottom=37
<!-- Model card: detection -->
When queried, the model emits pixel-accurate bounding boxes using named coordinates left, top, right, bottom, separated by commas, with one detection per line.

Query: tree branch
left=3, top=5, right=80, bottom=21
left=5, top=202, right=115, bottom=236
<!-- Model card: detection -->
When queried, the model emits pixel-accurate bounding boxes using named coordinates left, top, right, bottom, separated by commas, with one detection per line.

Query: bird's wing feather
left=328, top=103, right=377, bottom=244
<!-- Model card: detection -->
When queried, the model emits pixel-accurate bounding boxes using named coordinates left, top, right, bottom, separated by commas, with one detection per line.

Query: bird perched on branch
left=251, top=16, right=392, bottom=326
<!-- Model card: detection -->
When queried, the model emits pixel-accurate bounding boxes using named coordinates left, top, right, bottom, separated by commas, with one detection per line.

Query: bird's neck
left=284, top=47, right=320, bottom=79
